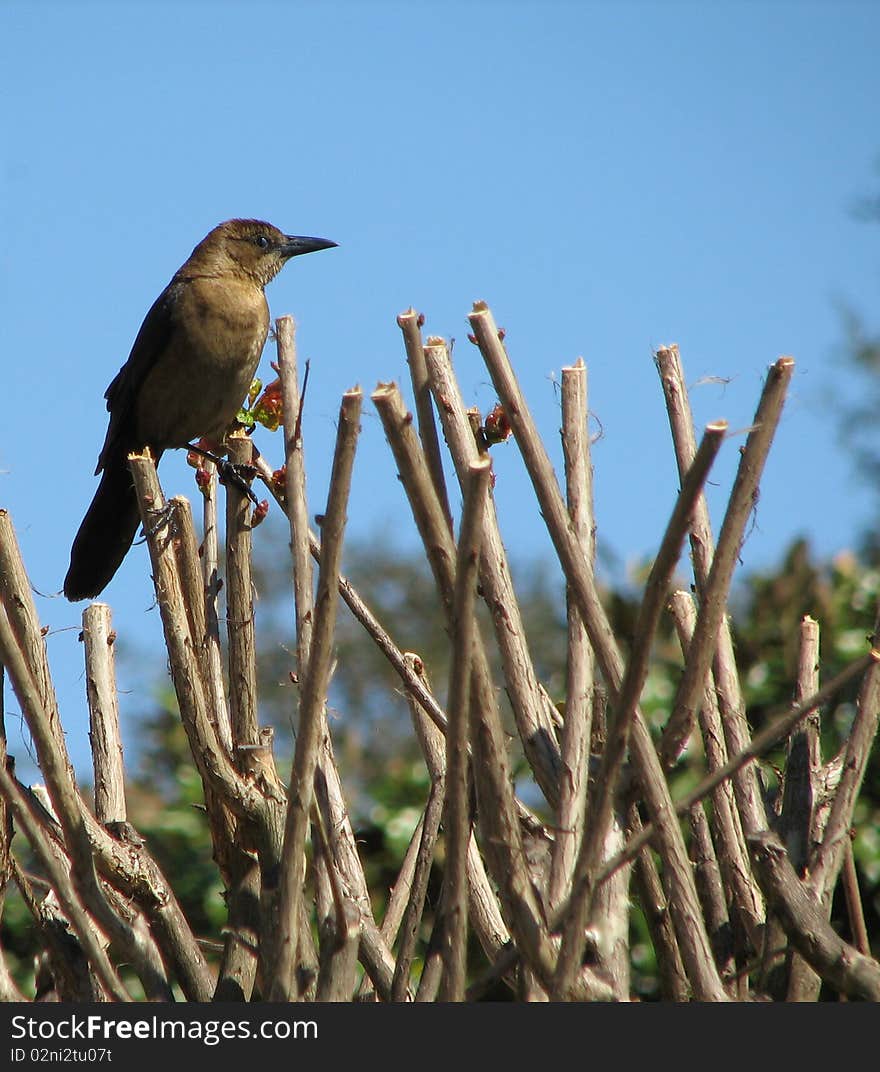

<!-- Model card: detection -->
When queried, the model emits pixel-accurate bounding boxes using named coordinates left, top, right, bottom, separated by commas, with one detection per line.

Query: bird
left=63, top=218, right=336, bottom=601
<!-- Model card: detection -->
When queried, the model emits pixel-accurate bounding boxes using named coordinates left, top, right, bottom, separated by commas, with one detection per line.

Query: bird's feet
left=135, top=500, right=180, bottom=544
left=186, top=442, right=261, bottom=506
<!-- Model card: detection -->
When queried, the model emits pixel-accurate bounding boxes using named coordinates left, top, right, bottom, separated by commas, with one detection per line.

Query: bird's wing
left=95, top=281, right=180, bottom=474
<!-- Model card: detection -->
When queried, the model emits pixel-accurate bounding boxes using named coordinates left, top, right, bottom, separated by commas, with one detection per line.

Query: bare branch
left=748, top=831, right=880, bottom=1001
left=198, top=461, right=233, bottom=753
left=276, top=314, right=316, bottom=674
left=423, top=339, right=563, bottom=807
left=548, top=359, right=595, bottom=912
left=654, top=345, right=767, bottom=838
left=667, top=591, right=764, bottom=952
left=553, top=421, right=726, bottom=998
left=7, top=793, right=123, bottom=1000
left=268, top=389, right=362, bottom=1001
left=600, top=649, right=879, bottom=881
left=660, top=356, right=796, bottom=767
left=809, top=620, right=880, bottom=905
left=397, top=308, right=453, bottom=531
left=438, top=459, right=491, bottom=1001
left=82, top=604, right=126, bottom=826
left=371, top=381, right=564, bottom=993
left=468, top=301, right=727, bottom=1001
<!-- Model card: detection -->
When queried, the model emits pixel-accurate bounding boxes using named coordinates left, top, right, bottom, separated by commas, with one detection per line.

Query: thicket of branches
left=0, top=302, right=878, bottom=1002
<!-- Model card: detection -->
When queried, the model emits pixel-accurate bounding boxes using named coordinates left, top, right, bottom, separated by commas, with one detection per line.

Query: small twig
left=82, top=604, right=126, bottom=826
left=390, top=778, right=445, bottom=1002
left=438, top=459, right=491, bottom=1001
left=371, top=381, right=563, bottom=994
left=469, top=302, right=726, bottom=1001
left=268, top=389, right=362, bottom=1001
left=809, top=609, right=880, bottom=905
left=773, top=616, right=824, bottom=997
left=0, top=510, right=73, bottom=776
left=548, top=359, right=595, bottom=912
left=0, top=763, right=128, bottom=994
left=748, top=830, right=880, bottom=1001
left=842, top=839, right=870, bottom=956
left=688, top=802, right=736, bottom=990
left=653, top=345, right=767, bottom=838
left=252, top=451, right=452, bottom=738
left=628, top=804, right=690, bottom=1001
left=295, top=360, right=311, bottom=450
left=599, top=649, right=880, bottom=883
left=397, top=308, right=453, bottom=531
left=197, top=461, right=233, bottom=753
left=552, top=421, right=726, bottom=998
left=225, top=434, right=264, bottom=779
left=423, top=340, right=562, bottom=808
left=275, top=315, right=316, bottom=675
left=660, top=356, right=796, bottom=768
left=667, top=591, right=764, bottom=953
left=169, top=495, right=211, bottom=695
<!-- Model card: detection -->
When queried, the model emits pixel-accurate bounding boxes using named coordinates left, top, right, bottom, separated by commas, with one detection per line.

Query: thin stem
left=468, top=302, right=727, bottom=1001
left=275, top=314, right=316, bottom=675
left=654, top=345, right=767, bottom=838
left=225, top=434, right=263, bottom=778
left=199, top=461, right=232, bottom=753
left=438, top=459, right=491, bottom=1001
left=82, top=604, right=126, bottom=825
left=660, top=356, right=796, bottom=768
left=371, top=381, right=566, bottom=994
left=423, top=339, right=562, bottom=808
left=251, top=451, right=452, bottom=737
left=667, top=590, right=764, bottom=952
left=0, top=761, right=130, bottom=1001
left=390, top=778, right=445, bottom=1002
left=552, top=421, right=726, bottom=998
left=397, top=308, right=453, bottom=531
left=268, top=389, right=362, bottom=1001
left=548, top=359, right=595, bottom=911
left=599, top=649, right=879, bottom=883
left=748, top=831, right=880, bottom=1001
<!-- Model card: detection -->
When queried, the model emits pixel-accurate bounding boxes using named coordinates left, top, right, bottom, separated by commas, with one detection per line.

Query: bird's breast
left=136, top=277, right=270, bottom=447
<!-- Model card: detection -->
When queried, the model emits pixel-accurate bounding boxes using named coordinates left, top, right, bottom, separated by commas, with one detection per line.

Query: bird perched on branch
left=63, top=218, right=336, bottom=601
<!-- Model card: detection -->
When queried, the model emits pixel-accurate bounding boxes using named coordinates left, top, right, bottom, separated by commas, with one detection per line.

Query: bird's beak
left=280, top=235, right=338, bottom=259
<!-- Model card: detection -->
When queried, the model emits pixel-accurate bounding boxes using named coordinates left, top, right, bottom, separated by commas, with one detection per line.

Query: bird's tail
left=63, top=449, right=163, bottom=601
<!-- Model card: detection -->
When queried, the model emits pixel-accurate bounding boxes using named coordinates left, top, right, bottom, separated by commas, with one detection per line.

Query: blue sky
left=2, top=0, right=878, bottom=779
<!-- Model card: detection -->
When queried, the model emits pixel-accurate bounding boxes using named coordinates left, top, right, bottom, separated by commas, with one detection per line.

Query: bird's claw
left=135, top=501, right=179, bottom=544
left=216, top=458, right=260, bottom=506
left=186, top=441, right=260, bottom=506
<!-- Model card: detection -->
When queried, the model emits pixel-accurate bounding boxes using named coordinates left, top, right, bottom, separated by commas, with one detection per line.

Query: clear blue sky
left=2, top=0, right=878, bottom=779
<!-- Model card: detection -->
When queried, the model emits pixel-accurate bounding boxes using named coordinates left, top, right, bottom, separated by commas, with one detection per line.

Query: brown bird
left=63, top=219, right=336, bottom=601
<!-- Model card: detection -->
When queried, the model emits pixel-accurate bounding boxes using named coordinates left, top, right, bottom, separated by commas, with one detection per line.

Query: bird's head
left=188, top=219, right=337, bottom=286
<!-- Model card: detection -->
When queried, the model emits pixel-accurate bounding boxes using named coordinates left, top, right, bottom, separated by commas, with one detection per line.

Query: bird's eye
left=255, top=235, right=270, bottom=249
